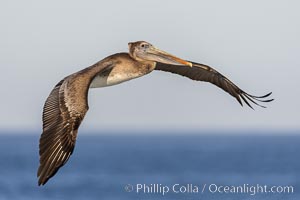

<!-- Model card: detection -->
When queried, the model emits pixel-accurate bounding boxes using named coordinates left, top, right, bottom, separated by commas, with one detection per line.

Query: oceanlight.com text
left=124, top=183, right=294, bottom=196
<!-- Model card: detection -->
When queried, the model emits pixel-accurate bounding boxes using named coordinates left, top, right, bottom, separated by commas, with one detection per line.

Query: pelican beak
left=147, top=46, right=193, bottom=67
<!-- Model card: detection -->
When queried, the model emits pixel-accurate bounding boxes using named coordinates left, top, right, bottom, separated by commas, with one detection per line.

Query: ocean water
left=0, top=132, right=299, bottom=200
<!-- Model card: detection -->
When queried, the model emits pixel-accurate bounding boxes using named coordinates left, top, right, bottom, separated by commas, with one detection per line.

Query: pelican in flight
left=37, top=41, right=273, bottom=185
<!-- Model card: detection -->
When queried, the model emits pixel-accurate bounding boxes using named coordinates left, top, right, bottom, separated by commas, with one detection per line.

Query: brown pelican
left=37, top=41, right=273, bottom=185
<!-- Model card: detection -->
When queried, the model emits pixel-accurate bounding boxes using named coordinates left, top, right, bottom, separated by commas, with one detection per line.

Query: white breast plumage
left=90, top=72, right=143, bottom=88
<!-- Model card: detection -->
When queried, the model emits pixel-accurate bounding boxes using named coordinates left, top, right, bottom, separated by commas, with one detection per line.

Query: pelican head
left=128, top=41, right=192, bottom=67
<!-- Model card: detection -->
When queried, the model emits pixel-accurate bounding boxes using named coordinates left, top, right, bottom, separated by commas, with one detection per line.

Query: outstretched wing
left=155, top=61, right=273, bottom=108
left=37, top=74, right=90, bottom=186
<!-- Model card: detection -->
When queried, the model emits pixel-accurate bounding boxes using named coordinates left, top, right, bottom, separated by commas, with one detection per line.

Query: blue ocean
left=0, top=131, right=298, bottom=200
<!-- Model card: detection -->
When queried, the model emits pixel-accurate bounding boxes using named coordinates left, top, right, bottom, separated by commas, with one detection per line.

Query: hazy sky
left=1, top=0, right=299, bottom=133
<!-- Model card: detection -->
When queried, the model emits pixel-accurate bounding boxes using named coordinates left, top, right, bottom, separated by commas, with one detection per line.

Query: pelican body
left=89, top=53, right=155, bottom=88
left=37, top=41, right=273, bottom=185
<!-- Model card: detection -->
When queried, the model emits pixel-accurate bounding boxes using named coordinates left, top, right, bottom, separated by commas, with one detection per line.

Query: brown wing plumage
left=36, top=55, right=123, bottom=186
left=37, top=75, right=89, bottom=185
left=155, top=61, right=273, bottom=108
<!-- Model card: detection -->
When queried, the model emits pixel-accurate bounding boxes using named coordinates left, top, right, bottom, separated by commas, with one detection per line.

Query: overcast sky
left=1, top=0, right=299, bottom=133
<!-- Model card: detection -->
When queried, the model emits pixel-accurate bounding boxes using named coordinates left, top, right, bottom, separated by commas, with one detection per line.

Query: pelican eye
left=140, top=43, right=149, bottom=48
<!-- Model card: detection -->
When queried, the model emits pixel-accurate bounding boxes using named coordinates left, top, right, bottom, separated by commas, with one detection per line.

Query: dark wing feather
left=155, top=61, right=273, bottom=108
left=37, top=75, right=89, bottom=185
left=37, top=57, right=115, bottom=186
